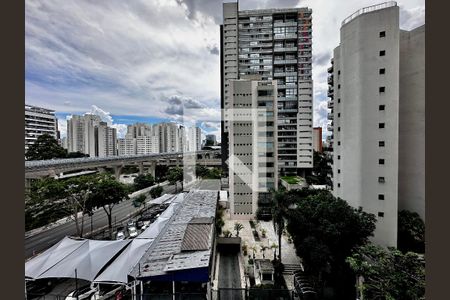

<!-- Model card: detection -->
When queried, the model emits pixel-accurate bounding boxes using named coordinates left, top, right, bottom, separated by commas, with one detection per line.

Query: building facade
left=221, top=3, right=314, bottom=176
left=25, top=104, right=59, bottom=153
left=312, top=127, right=322, bottom=153
left=327, top=2, right=424, bottom=247
left=228, top=78, right=278, bottom=218
left=188, top=126, right=202, bottom=152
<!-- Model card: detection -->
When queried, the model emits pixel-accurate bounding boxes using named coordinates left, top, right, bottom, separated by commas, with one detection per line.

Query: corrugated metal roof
left=180, top=223, right=212, bottom=251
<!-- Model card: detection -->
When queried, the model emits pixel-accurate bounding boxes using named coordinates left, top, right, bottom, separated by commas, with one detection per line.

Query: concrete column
left=148, top=162, right=156, bottom=178
left=138, top=162, right=144, bottom=175
left=113, top=166, right=123, bottom=180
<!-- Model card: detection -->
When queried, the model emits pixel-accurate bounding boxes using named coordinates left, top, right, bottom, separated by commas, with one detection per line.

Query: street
left=24, top=183, right=177, bottom=259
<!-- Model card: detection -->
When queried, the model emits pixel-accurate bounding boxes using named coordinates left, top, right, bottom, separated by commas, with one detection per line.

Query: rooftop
left=342, top=1, right=397, bottom=26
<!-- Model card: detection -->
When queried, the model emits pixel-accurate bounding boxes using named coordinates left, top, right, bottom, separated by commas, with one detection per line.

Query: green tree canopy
left=133, top=173, right=155, bottom=191
left=398, top=210, right=425, bottom=253
left=347, top=244, right=425, bottom=300
left=167, top=167, right=183, bottom=192
left=26, top=134, right=67, bottom=160
left=149, top=185, right=164, bottom=199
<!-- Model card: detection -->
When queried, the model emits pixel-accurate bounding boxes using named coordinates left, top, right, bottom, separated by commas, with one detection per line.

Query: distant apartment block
left=205, top=134, right=217, bottom=146
left=327, top=2, right=424, bottom=247
left=221, top=3, right=314, bottom=176
left=67, top=114, right=117, bottom=157
left=312, top=127, right=322, bottom=153
left=188, top=126, right=202, bottom=152
left=229, top=78, right=278, bottom=218
left=25, top=104, right=59, bottom=153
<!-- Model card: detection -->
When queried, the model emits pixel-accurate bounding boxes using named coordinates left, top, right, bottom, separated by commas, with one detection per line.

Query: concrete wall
left=333, top=6, right=400, bottom=247
left=398, top=25, right=425, bottom=220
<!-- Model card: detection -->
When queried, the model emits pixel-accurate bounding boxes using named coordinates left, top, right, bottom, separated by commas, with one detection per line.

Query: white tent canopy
left=26, top=237, right=130, bottom=281
left=94, top=238, right=155, bottom=284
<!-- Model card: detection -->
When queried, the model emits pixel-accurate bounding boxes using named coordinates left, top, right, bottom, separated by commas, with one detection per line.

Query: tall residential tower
left=327, top=2, right=425, bottom=247
left=221, top=2, right=314, bottom=176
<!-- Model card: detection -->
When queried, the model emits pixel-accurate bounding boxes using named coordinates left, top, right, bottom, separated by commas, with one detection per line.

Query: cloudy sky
left=26, top=0, right=425, bottom=140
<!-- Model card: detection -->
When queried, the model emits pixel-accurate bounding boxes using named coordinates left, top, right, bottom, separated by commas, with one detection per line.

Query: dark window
left=378, top=177, right=385, bottom=183
left=379, top=31, right=386, bottom=37
left=380, top=50, right=386, bottom=56
left=338, top=84, right=341, bottom=89
left=338, top=169, right=341, bottom=174
left=338, top=141, right=341, bottom=146
left=378, top=194, right=385, bottom=200
left=379, top=87, right=385, bottom=93
left=337, top=155, right=341, bottom=160
left=379, top=105, right=385, bottom=111
left=379, top=123, right=385, bottom=128
left=338, top=127, right=341, bottom=132
left=379, top=141, right=385, bottom=147
left=379, top=68, right=386, bottom=74
left=338, top=98, right=341, bottom=103
left=379, top=159, right=385, bottom=165
left=338, top=183, right=341, bottom=188
left=378, top=212, right=385, bottom=217
left=338, top=113, right=341, bottom=117
left=338, top=70, right=341, bottom=75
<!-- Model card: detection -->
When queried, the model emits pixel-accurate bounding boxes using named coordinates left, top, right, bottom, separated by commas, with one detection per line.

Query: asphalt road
left=24, top=184, right=178, bottom=259
left=218, top=253, right=242, bottom=300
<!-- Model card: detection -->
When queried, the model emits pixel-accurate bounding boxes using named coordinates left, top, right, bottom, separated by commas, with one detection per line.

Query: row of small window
left=336, top=120, right=386, bottom=133
left=336, top=155, right=386, bottom=164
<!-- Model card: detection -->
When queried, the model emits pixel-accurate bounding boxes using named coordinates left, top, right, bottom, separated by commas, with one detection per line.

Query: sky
left=26, top=0, right=425, bottom=140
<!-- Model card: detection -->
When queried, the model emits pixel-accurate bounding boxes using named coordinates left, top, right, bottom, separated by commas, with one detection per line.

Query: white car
left=65, top=285, right=96, bottom=300
left=128, top=226, right=138, bottom=238
left=116, top=231, right=126, bottom=240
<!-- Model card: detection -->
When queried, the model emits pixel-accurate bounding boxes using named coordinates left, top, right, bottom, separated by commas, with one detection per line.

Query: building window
left=338, top=127, right=341, bottom=132
left=378, top=194, right=385, bottom=200
left=338, top=169, right=341, bottom=174
left=378, top=212, right=385, bottom=217
left=379, top=68, right=386, bottom=74
left=337, top=155, right=341, bottom=160
left=379, top=86, right=385, bottom=93
left=379, top=159, right=385, bottom=165
left=338, top=84, right=341, bottom=89
left=338, top=98, right=341, bottom=103
left=338, top=113, right=341, bottom=118
left=378, top=177, right=385, bottom=183
left=338, top=141, right=341, bottom=146
left=379, top=31, right=386, bottom=38
left=379, top=141, right=385, bottom=147
left=337, top=183, right=341, bottom=188
left=379, top=50, right=386, bottom=56
left=379, top=105, right=385, bottom=111
left=379, top=123, right=385, bottom=129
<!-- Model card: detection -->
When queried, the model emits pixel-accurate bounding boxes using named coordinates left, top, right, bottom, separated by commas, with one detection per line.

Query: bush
left=149, top=185, right=163, bottom=199
left=133, top=174, right=155, bottom=191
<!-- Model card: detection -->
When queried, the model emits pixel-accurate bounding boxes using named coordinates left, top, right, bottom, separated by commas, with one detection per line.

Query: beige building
left=221, top=3, right=314, bottom=176
left=25, top=104, right=59, bottom=153
left=327, top=2, right=424, bottom=247
left=228, top=78, right=278, bottom=218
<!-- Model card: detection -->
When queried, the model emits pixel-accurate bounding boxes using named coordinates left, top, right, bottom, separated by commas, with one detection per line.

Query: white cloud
left=111, top=124, right=128, bottom=138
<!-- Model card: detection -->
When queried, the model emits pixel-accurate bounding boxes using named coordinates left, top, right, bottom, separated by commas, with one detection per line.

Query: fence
left=28, top=288, right=299, bottom=300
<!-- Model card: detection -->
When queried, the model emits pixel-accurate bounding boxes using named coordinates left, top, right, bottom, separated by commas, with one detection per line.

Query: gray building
left=228, top=78, right=278, bottom=218
left=221, top=2, right=314, bottom=176
left=25, top=104, right=59, bottom=153
left=327, top=2, right=425, bottom=247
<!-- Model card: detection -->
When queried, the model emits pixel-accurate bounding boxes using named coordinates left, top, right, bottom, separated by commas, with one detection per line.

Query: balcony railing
left=342, top=1, right=397, bottom=26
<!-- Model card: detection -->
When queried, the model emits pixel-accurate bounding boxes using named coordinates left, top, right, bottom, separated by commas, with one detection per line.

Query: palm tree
left=260, top=245, right=268, bottom=259
left=234, top=222, right=244, bottom=237
left=270, top=243, right=278, bottom=261
left=271, top=188, right=292, bottom=263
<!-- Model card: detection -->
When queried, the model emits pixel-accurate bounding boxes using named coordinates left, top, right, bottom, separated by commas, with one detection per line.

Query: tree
left=398, top=210, right=425, bottom=253
left=234, top=222, right=244, bottom=237
left=167, top=167, right=183, bottom=192
left=306, top=151, right=332, bottom=186
left=260, top=245, right=268, bottom=259
left=195, top=165, right=209, bottom=178
left=286, top=190, right=376, bottom=298
left=66, top=151, right=89, bottom=158
left=149, top=185, right=164, bottom=199
left=89, top=175, right=128, bottom=239
left=133, top=173, right=155, bottom=191
left=347, top=244, right=425, bottom=300
left=26, top=134, right=67, bottom=160
left=133, top=194, right=147, bottom=208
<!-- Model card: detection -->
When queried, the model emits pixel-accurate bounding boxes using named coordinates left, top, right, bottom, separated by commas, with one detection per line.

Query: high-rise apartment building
left=205, top=134, right=217, bottom=146
left=327, top=2, right=424, bottom=247
left=117, top=138, right=136, bottom=156
left=67, top=114, right=116, bottom=157
left=221, top=2, right=314, bottom=176
left=187, top=126, right=202, bottom=152
left=25, top=104, right=59, bottom=153
left=228, top=78, right=278, bottom=218
left=312, top=127, right=322, bottom=153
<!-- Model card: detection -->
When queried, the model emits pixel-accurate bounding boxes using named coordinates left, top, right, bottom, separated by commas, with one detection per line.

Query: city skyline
left=25, top=0, right=424, bottom=142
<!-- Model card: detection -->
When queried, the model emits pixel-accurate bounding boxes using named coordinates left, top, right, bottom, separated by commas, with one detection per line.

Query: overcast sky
left=26, top=0, right=425, bottom=140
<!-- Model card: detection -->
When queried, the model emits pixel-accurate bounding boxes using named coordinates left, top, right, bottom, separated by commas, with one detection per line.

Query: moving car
left=65, top=285, right=96, bottom=300
left=128, top=226, right=138, bottom=238
left=116, top=231, right=125, bottom=240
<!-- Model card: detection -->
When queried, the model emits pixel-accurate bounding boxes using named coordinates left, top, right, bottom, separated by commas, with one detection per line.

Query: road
left=218, top=253, right=242, bottom=300
left=24, top=183, right=178, bottom=259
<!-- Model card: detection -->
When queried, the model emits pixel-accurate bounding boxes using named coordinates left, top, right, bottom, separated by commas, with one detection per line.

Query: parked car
left=128, top=226, right=138, bottom=238
left=65, top=285, right=96, bottom=300
left=116, top=231, right=126, bottom=240
left=127, top=220, right=135, bottom=227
